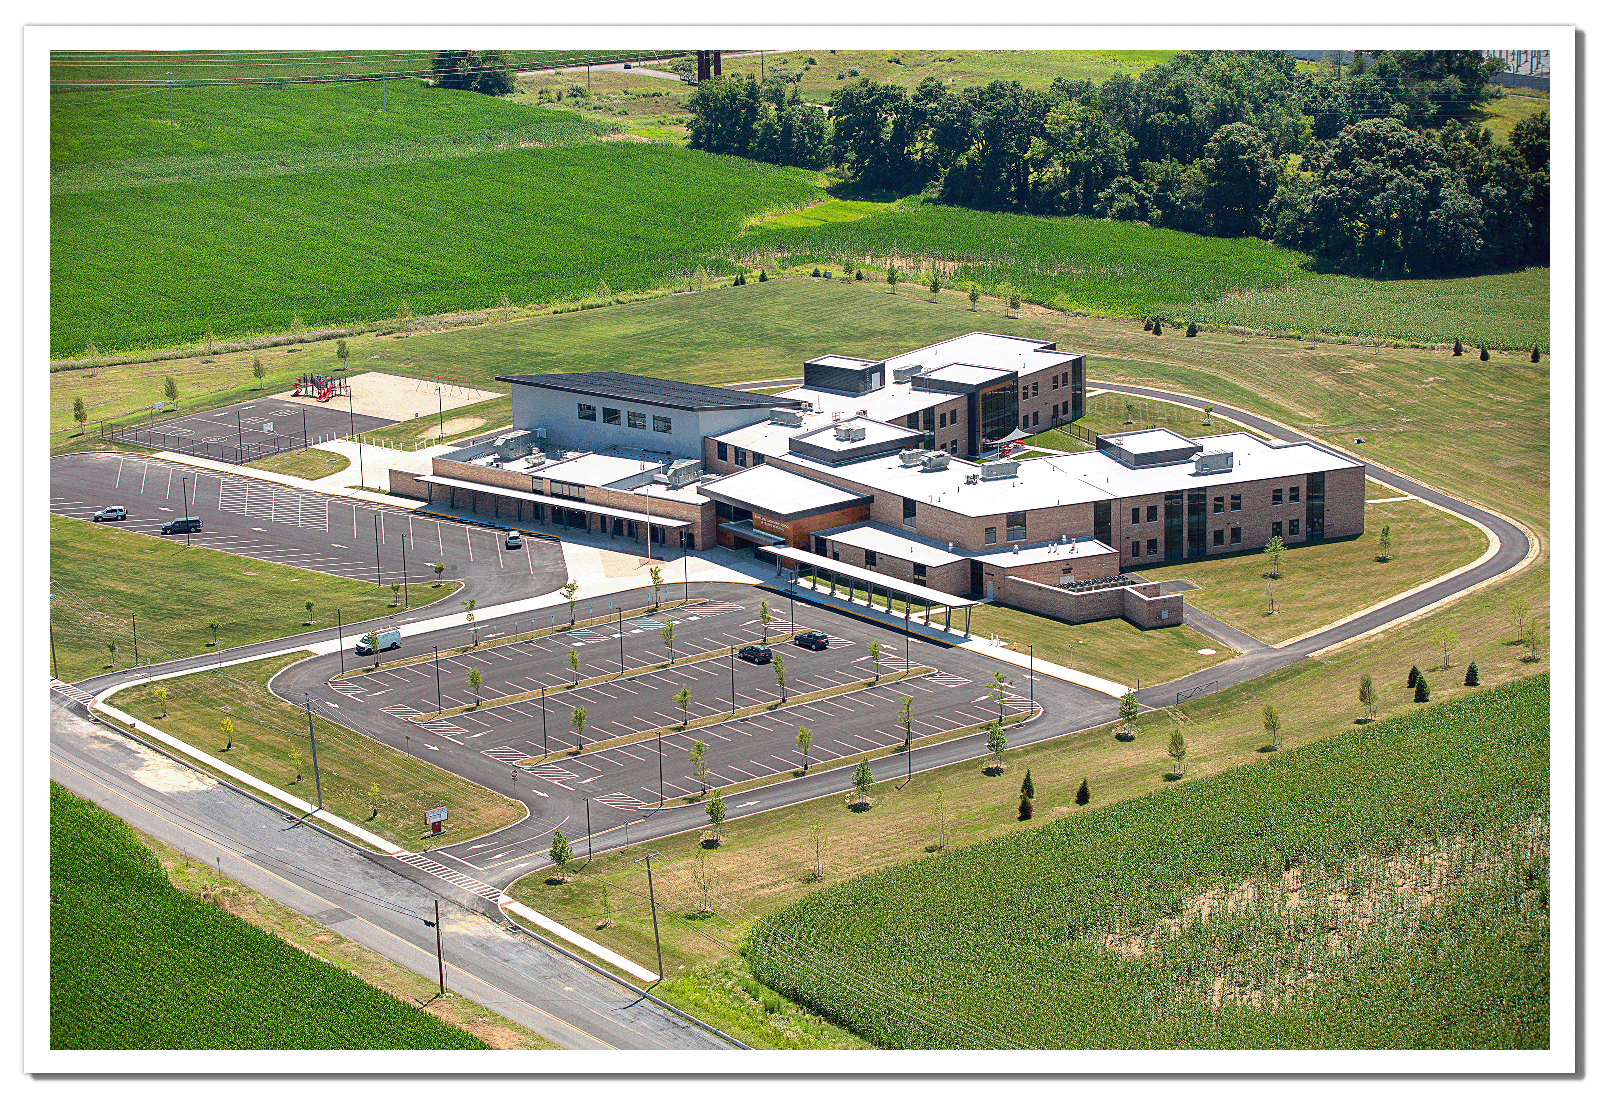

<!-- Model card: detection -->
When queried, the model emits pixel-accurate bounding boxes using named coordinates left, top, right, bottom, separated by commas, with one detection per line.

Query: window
left=913, top=562, right=927, bottom=581
left=985, top=527, right=997, bottom=545
left=1289, top=518, right=1300, bottom=536
left=1131, top=507, right=1141, bottom=525
left=1052, top=374, right=1060, bottom=390
left=1147, top=506, right=1158, bottom=523
left=923, top=408, right=934, bottom=431
left=752, top=452, right=764, bottom=465
left=813, top=536, right=826, bottom=555
left=1290, top=485, right=1301, bottom=503
left=1230, top=494, right=1242, bottom=512
left=1213, top=529, right=1225, bottom=546
left=550, top=480, right=584, bottom=501
left=906, top=413, right=920, bottom=429
left=864, top=549, right=877, bottom=568
left=602, top=407, right=621, bottom=425
left=1130, top=540, right=1141, bottom=557
left=1272, top=488, right=1284, bottom=506
left=1272, top=521, right=1283, bottom=538
left=652, top=415, right=672, bottom=434
left=715, top=501, right=733, bottom=520
left=716, top=441, right=728, bottom=461
left=1006, top=511, right=1027, bottom=542
left=1147, top=538, right=1158, bottom=556
left=1053, top=403, right=1060, bottom=420
left=734, top=447, right=747, bottom=467
left=577, top=403, right=596, bottom=421
left=628, top=411, right=647, bottom=430
left=1213, top=496, right=1224, bottom=514
left=1031, top=381, right=1039, bottom=398
left=939, top=411, right=947, bottom=429
left=1032, top=410, right=1040, bottom=427
left=1230, top=527, right=1241, bottom=544
left=902, top=497, right=917, bottom=530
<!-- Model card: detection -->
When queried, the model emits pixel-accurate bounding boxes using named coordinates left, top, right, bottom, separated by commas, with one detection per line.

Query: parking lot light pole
left=540, top=686, right=548, bottom=756
left=301, top=407, right=308, bottom=451
left=729, top=646, right=736, bottom=719
left=401, top=534, right=409, bottom=609
left=180, top=477, right=192, bottom=546
left=131, top=614, right=138, bottom=665
left=373, top=514, right=382, bottom=586
left=349, top=389, right=365, bottom=488
left=617, top=607, right=624, bottom=673
left=585, top=798, right=592, bottom=861
left=433, top=646, right=442, bottom=717
left=1028, top=644, right=1035, bottom=706
left=336, top=609, right=344, bottom=674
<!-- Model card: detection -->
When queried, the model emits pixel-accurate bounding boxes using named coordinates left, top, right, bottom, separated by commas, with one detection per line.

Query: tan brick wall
left=388, top=469, right=430, bottom=501
left=996, top=576, right=1183, bottom=628
left=818, top=540, right=967, bottom=596
left=432, top=457, right=536, bottom=494
left=991, top=550, right=1119, bottom=586
left=1324, top=465, right=1367, bottom=539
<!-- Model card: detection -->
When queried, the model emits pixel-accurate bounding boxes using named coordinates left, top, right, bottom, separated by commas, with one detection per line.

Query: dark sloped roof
left=495, top=372, right=805, bottom=412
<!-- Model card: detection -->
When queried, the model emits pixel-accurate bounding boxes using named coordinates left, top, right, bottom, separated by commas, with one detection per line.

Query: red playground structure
left=290, top=373, right=351, bottom=402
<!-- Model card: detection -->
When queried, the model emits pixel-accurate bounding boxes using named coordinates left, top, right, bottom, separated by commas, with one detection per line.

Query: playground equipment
left=290, top=373, right=350, bottom=402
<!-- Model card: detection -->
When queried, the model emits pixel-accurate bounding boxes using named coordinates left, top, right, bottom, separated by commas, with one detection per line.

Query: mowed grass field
left=51, top=782, right=489, bottom=1049
left=113, top=653, right=525, bottom=852
left=744, top=675, right=1549, bottom=1049
left=49, top=514, right=455, bottom=682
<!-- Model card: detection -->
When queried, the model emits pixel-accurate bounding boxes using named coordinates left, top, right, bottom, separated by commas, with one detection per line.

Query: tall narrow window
left=1290, top=485, right=1301, bottom=503
left=902, top=497, right=917, bottom=530
left=1006, top=512, right=1027, bottom=541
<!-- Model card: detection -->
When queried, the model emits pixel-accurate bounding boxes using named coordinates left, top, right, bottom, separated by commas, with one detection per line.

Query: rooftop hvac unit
left=531, top=427, right=547, bottom=441
left=920, top=451, right=951, bottom=471
left=965, top=472, right=981, bottom=484
left=769, top=408, right=804, bottom=427
left=980, top=460, right=1020, bottom=480
left=899, top=449, right=926, bottom=466
left=856, top=409, right=869, bottom=417
left=665, top=459, right=703, bottom=486
left=1195, top=450, right=1235, bottom=474
left=546, top=449, right=565, bottom=462
left=892, top=363, right=924, bottom=383
left=834, top=425, right=867, bottom=442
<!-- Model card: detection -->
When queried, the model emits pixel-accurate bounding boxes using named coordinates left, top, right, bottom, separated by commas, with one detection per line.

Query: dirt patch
left=439, top=416, right=488, bottom=436
left=598, top=132, right=648, bottom=143
left=131, top=754, right=215, bottom=794
left=274, top=371, right=502, bottom=422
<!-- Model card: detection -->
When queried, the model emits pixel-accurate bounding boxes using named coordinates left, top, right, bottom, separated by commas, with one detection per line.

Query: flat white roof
left=772, top=381, right=944, bottom=423
left=793, top=416, right=920, bottom=452
left=971, top=536, right=1119, bottom=567
left=539, top=453, right=663, bottom=487
left=881, top=332, right=1075, bottom=381
left=416, top=474, right=692, bottom=526
left=922, top=362, right=1011, bottom=386
left=816, top=521, right=969, bottom=568
left=700, top=463, right=871, bottom=516
left=1100, top=427, right=1197, bottom=455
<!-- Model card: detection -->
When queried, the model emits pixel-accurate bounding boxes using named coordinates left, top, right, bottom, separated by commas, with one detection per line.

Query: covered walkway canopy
left=758, top=543, right=978, bottom=635
left=416, top=473, right=693, bottom=528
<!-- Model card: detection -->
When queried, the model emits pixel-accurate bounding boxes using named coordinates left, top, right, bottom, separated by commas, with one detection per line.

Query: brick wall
left=432, top=457, right=536, bottom=494
left=819, top=539, right=968, bottom=595
left=997, top=576, right=1184, bottom=628
left=388, top=469, right=429, bottom=501
left=1324, top=465, right=1367, bottom=539
left=991, top=549, right=1120, bottom=587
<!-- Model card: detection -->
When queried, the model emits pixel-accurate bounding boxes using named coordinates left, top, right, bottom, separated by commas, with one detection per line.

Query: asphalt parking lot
left=104, top=396, right=393, bottom=464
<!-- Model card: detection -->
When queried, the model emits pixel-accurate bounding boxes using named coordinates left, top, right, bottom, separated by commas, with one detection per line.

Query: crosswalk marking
left=51, top=680, right=95, bottom=706
left=525, top=763, right=580, bottom=784
left=381, top=702, right=425, bottom=718
left=392, top=851, right=503, bottom=902
left=592, top=792, right=647, bottom=811
left=926, top=672, right=971, bottom=687
left=419, top=718, right=469, bottom=736
left=328, top=681, right=366, bottom=699
left=480, top=745, right=526, bottom=765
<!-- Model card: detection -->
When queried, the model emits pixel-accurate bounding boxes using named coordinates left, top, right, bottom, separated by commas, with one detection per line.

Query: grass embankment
left=131, top=823, right=556, bottom=1049
left=1025, top=388, right=1261, bottom=453
left=1134, top=498, right=1490, bottom=645
left=50, top=782, right=490, bottom=1049
left=247, top=447, right=351, bottom=480
left=113, top=653, right=523, bottom=852
left=747, top=674, right=1549, bottom=1049
left=48, top=514, right=459, bottom=683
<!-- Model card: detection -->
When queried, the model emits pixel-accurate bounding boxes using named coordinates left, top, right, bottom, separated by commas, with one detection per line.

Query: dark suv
left=738, top=644, right=773, bottom=664
left=793, top=631, right=829, bottom=650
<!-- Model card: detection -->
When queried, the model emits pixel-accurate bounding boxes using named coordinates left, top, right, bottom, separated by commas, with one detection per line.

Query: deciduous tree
left=690, top=739, right=709, bottom=793
left=660, top=621, right=676, bottom=665
left=1262, top=704, right=1281, bottom=751
left=675, top=683, right=692, bottom=727
left=467, top=667, right=482, bottom=705
left=795, top=725, right=812, bottom=772
left=985, top=721, right=1007, bottom=772
left=1168, top=729, right=1187, bottom=777
left=73, top=397, right=87, bottom=435
left=570, top=706, right=587, bottom=751
left=1359, top=673, right=1377, bottom=720
left=1263, top=534, right=1286, bottom=578
left=1117, top=691, right=1139, bottom=740
left=705, top=791, right=727, bottom=845
left=549, top=829, right=571, bottom=882
left=773, top=654, right=787, bottom=703
left=561, top=581, right=579, bottom=625
left=851, top=757, right=874, bottom=805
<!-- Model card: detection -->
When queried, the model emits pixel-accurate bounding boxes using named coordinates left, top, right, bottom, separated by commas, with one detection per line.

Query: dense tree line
left=431, top=51, right=516, bottom=96
left=685, top=77, right=830, bottom=169
left=688, top=50, right=1548, bottom=276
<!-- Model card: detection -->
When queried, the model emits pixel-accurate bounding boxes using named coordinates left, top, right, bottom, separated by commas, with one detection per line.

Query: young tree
left=898, top=694, right=914, bottom=751
left=367, top=782, right=380, bottom=820
left=561, top=581, right=579, bottom=625
left=1464, top=660, right=1480, bottom=686
left=1432, top=623, right=1459, bottom=668
left=461, top=598, right=477, bottom=644
left=1526, top=619, right=1540, bottom=662
left=1509, top=597, right=1530, bottom=644
left=1187, top=321, right=1200, bottom=338
left=336, top=339, right=350, bottom=370
left=1452, top=337, right=1464, bottom=356
left=303, top=600, right=314, bottom=625
left=467, top=667, right=483, bottom=705
left=1407, top=664, right=1421, bottom=688
left=1020, top=770, right=1034, bottom=800
left=705, top=790, right=727, bottom=845
left=549, top=829, right=571, bottom=882
left=153, top=686, right=168, bottom=718
left=649, top=566, right=663, bottom=608
left=570, top=705, right=587, bottom=751
left=1167, top=729, right=1187, bottom=778
left=689, top=739, right=709, bottom=793
left=1075, top=778, right=1091, bottom=805
left=1262, top=704, right=1281, bottom=751
left=1117, top=691, right=1139, bottom=740
left=252, top=356, right=265, bottom=390
left=221, top=716, right=233, bottom=752
left=985, top=721, right=1007, bottom=772
left=773, top=654, right=787, bottom=703
left=928, top=273, right=942, bottom=299
left=851, top=757, right=874, bottom=806
left=390, top=582, right=402, bottom=606
left=843, top=259, right=856, bottom=281
left=795, top=725, right=812, bottom=772
left=1124, top=401, right=1135, bottom=424
left=985, top=669, right=1013, bottom=727
left=72, top=397, right=87, bottom=435
left=290, top=749, right=304, bottom=783
left=658, top=620, right=679, bottom=669
left=1018, top=794, right=1034, bottom=820
left=867, top=639, right=883, bottom=682
left=106, top=640, right=118, bottom=669
left=886, top=265, right=899, bottom=293
left=1265, top=583, right=1277, bottom=615
left=759, top=598, right=773, bottom=641
left=568, top=648, right=581, bottom=686
left=968, top=284, right=981, bottom=311
left=432, top=561, right=445, bottom=586
left=674, top=683, right=692, bottom=727
left=809, top=824, right=825, bottom=880
left=1263, top=535, right=1286, bottom=578
left=1377, top=525, right=1393, bottom=562
left=1413, top=674, right=1430, bottom=703
left=1359, top=673, right=1377, bottom=720
left=691, top=850, right=715, bottom=912
left=1203, top=405, right=1214, bottom=425
left=208, top=620, right=221, bottom=650
left=1479, top=346, right=1489, bottom=362
left=164, top=376, right=179, bottom=405
left=1007, top=286, right=1022, bottom=315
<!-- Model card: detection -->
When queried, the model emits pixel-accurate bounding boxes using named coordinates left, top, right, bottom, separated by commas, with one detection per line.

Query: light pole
left=349, top=389, right=364, bottom=488
left=433, top=646, right=442, bottom=716
left=641, top=852, right=664, bottom=984
left=180, top=476, right=192, bottom=546
left=585, top=798, right=592, bottom=861
left=729, top=645, right=736, bottom=719
left=373, top=513, right=382, bottom=586
left=1028, top=644, right=1035, bottom=707
left=337, top=609, right=344, bottom=674
left=617, top=606, right=624, bottom=673
left=540, top=686, right=548, bottom=756
left=683, top=547, right=690, bottom=603
left=401, top=534, right=409, bottom=609
left=437, top=386, right=444, bottom=440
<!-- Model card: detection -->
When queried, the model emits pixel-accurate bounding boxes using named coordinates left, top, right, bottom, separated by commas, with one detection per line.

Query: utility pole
left=684, top=549, right=690, bottom=603
left=304, top=697, right=324, bottom=809
left=50, top=623, right=58, bottom=679
left=181, top=477, right=192, bottom=547
left=657, top=724, right=665, bottom=807
left=617, top=606, right=624, bottom=673
left=642, top=853, right=664, bottom=983
left=434, top=900, right=445, bottom=995
left=729, top=645, right=736, bottom=719
left=1028, top=644, right=1035, bottom=707
left=131, top=614, right=138, bottom=665
left=585, top=798, right=592, bottom=861
left=301, top=406, right=308, bottom=451
left=433, top=645, right=442, bottom=716
left=337, top=609, right=344, bottom=674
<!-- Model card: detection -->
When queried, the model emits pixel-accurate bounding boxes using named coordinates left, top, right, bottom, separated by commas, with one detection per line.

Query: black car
left=738, top=644, right=772, bottom=664
left=793, top=631, right=830, bottom=650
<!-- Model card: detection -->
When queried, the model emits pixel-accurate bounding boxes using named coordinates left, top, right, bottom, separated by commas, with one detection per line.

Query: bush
left=1465, top=661, right=1480, bottom=686
left=812, top=268, right=821, bottom=277
left=758, top=270, right=768, bottom=282
left=1152, top=318, right=1162, bottom=336
left=1143, top=318, right=1153, bottom=331
left=1018, top=795, right=1033, bottom=821
left=1453, top=338, right=1464, bottom=356
left=1480, top=346, right=1490, bottom=361
left=1186, top=321, right=1198, bottom=337
left=1407, top=664, right=1420, bottom=688
left=1020, top=769, right=1035, bottom=799
left=1414, top=674, right=1431, bottom=703
left=1532, top=345, right=1540, bottom=362
left=1075, top=778, right=1090, bottom=805
left=854, top=269, right=864, bottom=281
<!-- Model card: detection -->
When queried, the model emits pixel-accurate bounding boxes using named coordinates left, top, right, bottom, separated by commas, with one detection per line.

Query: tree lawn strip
left=112, top=653, right=523, bottom=852
left=745, top=674, right=1549, bottom=1049
left=246, top=446, right=352, bottom=480
left=50, top=782, right=489, bottom=1049
left=49, top=514, right=460, bottom=683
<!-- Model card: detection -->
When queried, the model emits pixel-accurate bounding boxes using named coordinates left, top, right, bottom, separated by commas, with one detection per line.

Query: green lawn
left=1475, top=88, right=1550, bottom=144
left=51, top=782, right=489, bottom=1049
left=963, top=603, right=1232, bottom=688
left=113, top=653, right=525, bottom=852
left=1133, top=499, right=1489, bottom=645
left=49, top=514, right=456, bottom=682
left=247, top=447, right=351, bottom=480
left=745, top=674, right=1549, bottom=1048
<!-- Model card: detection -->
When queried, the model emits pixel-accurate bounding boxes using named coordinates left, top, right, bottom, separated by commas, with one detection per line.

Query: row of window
left=714, top=440, right=766, bottom=467
left=1127, top=519, right=1301, bottom=557
left=577, top=403, right=671, bottom=434
left=819, top=543, right=927, bottom=582
left=1125, top=487, right=1307, bottom=526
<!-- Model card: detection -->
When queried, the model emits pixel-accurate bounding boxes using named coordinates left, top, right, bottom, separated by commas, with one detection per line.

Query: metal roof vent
left=769, top=408, right=804, bottom=427
left=920, top=451, right=951, bottom=471
left=835, top=425, right=867, bottom=442
left=899, top=449, right=925, bottom=466
left=980, top=460, right=1020, bottom=480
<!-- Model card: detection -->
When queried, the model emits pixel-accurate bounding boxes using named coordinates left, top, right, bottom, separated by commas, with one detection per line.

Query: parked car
left=622, top=61, right=632, bottom=69
left=91, top=506, right=126, bottom=523
left=793, top=631, right=830, bottom=650
left=160, top=516, right=202, bottom=535
left=505, top=531, right=523, bottom=550
left=738, top=644, right=773, bottom=664
left=354, top=629, right=402, bottom=656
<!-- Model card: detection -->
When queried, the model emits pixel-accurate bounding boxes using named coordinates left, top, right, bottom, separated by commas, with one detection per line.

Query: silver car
left=92, top=506, right=126, bottom=522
